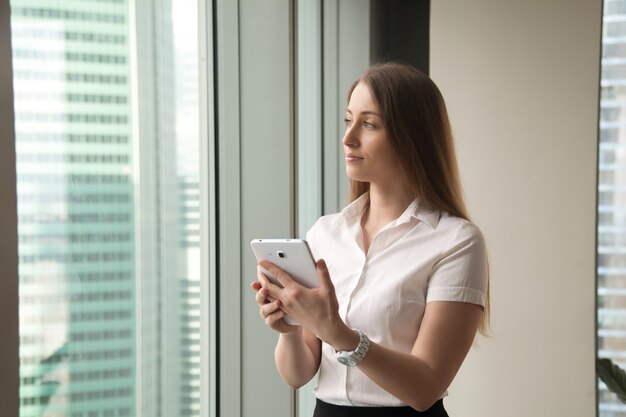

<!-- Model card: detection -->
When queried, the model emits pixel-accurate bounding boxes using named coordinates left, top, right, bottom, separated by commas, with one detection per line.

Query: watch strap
left=335, top=330, right=370, bottom=366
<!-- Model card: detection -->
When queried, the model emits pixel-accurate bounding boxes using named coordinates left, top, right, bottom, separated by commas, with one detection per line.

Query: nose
left=342, top=123, right=358, bottom=148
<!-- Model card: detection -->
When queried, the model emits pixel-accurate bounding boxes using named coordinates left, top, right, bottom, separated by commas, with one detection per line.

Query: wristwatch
left=335, top=330, right=370, bottom=367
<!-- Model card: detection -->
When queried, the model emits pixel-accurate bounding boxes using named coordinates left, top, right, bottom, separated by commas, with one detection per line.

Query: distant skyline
left=11, top=1, right=203, bottom=416
left=598, top=1, right=626, bottom=416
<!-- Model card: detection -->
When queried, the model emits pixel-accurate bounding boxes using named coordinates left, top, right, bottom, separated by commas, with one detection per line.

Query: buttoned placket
left=338, top=217, right=364, bottom=404
left=335, top=196, right=421, bottom=404
left=340, top=217, right=405, bottom=404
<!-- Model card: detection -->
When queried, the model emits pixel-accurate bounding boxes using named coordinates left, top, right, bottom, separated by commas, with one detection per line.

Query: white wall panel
left=430, top=2, right=601, bottom=416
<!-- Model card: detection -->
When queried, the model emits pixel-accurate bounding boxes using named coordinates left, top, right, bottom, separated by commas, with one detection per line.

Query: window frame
left=0, top=0, right=20, bottom=415
left=0, top=1, right=357, bottom=416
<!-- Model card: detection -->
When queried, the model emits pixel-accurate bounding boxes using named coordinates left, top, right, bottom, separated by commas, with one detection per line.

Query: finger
left=257, top=265, right=267, bottom=280
left=257, top=268, right=284, bottom=299
left=256, top=287, right=275, bottom=306
left=259, top=260, right=296, bottom=288
left=257, top=269, right=271, bottom=287
left=265, top=309, right=286, bottom=327
left=251, top=281, right=262, bottom=291
left=257, top=267, right=278, bottom=288
left=260, top=299, right=282, bottom=317
left=255, top=285, right=268, bottom=302
left=316, top=259, right=333, bottom=290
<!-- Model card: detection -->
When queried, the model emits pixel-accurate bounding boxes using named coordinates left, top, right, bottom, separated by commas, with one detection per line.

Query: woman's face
left=342, top=82, right=401, bottom=186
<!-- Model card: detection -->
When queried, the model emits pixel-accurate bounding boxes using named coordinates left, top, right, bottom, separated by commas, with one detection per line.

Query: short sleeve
left=426, top=220, right=489, bottom=306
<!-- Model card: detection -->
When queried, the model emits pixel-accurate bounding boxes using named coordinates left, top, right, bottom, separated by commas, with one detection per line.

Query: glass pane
left=11, top=1, right=207, bottom=417
left=297, top=0, right=322, bottom=415
left=599, top=1, right=626, bottom=416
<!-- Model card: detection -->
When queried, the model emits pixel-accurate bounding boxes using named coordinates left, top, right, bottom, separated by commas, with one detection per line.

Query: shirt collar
left=412, top=203, right=440, bottom=229
left=340, top=193, right=370, bottom=224
left=340, top=192, right=441, bottom=229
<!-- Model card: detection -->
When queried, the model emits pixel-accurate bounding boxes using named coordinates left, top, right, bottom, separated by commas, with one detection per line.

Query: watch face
left=337, top=356, right=357, bottom=367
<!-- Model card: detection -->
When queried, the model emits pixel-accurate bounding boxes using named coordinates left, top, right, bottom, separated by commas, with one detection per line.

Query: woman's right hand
left=251, top=273, right=298, bottom=334
left=251, top=268, right=322, bottom=388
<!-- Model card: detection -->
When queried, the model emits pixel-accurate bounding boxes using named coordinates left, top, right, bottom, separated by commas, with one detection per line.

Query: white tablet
left=250, top=238, right=319, bottom=289
left=250, top=239, right=319, bottom=326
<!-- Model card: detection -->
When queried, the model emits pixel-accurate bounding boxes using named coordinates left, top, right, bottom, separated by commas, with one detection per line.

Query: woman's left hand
left=257, top=259, right=358, bottom=351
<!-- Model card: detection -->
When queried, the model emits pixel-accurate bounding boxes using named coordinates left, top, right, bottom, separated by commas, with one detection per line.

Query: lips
left=346, top=154, right=363, bottom=162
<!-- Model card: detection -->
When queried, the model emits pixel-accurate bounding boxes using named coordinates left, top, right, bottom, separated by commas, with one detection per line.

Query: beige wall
left=430, top=1, right=601, bottom=416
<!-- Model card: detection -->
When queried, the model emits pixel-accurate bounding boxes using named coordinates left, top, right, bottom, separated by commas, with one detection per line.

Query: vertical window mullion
left=0, top=0, right=19, bottom=415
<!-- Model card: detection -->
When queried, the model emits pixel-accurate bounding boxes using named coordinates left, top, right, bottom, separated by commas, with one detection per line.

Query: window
left=599, top=1, right=626, bottom=416
left=10, top=1, right=210, bottom=416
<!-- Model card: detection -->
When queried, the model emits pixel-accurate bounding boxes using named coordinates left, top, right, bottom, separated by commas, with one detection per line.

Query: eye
left=363, top=121, right=375, bottom=129
left=343, top=118, right=352, bottom=127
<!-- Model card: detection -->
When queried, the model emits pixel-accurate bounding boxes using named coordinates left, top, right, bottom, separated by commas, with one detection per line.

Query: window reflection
left=599, top=1, right=626, bottom=416
left=12, top=1, right=204, bottom=416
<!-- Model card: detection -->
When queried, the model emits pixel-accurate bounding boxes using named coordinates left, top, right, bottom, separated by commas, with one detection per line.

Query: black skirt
left=313, top=398, right=449, bottom=417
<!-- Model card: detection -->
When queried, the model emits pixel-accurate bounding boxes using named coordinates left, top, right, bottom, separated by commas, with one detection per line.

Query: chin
left=345, top=170, right=370, bottom=183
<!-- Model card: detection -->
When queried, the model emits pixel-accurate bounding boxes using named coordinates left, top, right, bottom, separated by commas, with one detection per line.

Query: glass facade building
left=599, top=0, right=626, bottom=415
left=11, top=1, right=201, bottom=416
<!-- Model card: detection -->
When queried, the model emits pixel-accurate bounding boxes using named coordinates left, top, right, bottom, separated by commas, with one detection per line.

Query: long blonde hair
left=348, top=62, right=490, bottom=335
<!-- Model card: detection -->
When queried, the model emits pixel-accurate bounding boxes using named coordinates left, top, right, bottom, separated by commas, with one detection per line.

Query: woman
left=251, top=62, right=489, bottom=417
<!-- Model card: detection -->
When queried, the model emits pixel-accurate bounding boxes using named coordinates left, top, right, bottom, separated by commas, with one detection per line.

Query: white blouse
left=305, top=193, right=488, bottom=407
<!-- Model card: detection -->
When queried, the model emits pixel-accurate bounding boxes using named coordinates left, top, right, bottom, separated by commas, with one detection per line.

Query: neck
left=359, top=182, right=412, bottom=253
left=365, top=182, right=413, bottom=227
